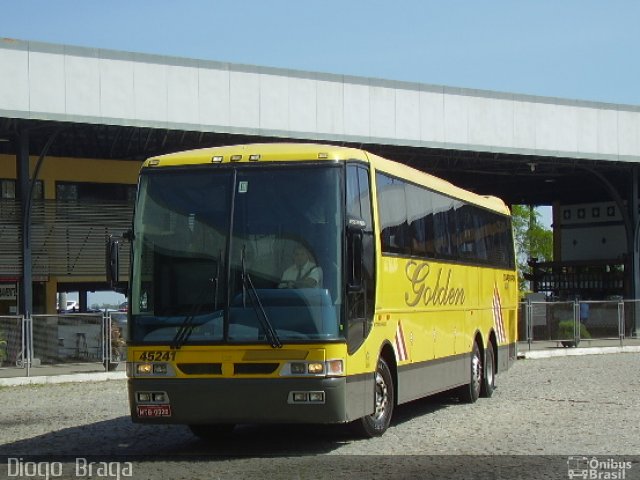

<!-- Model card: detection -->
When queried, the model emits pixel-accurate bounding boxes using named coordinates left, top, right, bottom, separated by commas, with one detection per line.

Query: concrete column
left=79, top=290, right=88, bottom=312
left=46, top=278, right=58, bottom=314
left=58, top=292, right=67, bottom=313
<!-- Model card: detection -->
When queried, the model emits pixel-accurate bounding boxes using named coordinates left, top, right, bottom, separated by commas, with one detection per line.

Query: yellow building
left=0, top=154, right=141, bottom=314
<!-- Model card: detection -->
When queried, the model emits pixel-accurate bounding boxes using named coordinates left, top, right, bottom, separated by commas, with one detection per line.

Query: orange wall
left=0, top=154, right=143, bottom=199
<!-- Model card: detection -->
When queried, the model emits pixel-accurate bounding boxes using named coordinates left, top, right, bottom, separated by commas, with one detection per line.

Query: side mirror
left=106, top=233, right=129, bottom=293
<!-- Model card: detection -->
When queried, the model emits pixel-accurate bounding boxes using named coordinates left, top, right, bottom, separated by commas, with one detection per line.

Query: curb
left=0, top=371, right=126, bottom=387
left=518, top=345, right=640, bottom=360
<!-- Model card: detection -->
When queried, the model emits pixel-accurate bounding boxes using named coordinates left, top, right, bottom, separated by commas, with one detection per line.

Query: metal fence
left=0, top=311, right=126, bottom=378
left=519, top=299, right=639, bottom=349
left=2, top=301, right=638, bottom=377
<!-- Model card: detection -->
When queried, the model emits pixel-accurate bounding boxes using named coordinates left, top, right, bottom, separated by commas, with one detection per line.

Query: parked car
left=57, top=300, right=78, bottom=312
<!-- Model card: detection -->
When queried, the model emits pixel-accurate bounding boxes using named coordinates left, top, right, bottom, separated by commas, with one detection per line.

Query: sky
left=2, top=0, right=639, bottom=106
left=3, top=0, right=636, bottom=300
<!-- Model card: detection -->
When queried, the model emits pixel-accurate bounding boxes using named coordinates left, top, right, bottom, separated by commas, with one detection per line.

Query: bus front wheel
left=355, top=357, right=395, bottom=437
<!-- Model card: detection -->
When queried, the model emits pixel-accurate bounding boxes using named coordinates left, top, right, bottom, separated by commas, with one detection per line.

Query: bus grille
left=233, top=363, right=279, bottom=375
left=177, top=363, right=223, bottom=375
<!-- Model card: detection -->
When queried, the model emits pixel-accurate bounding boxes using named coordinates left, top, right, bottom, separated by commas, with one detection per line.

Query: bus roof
left=145, top=143, right=368, bottom=166
left=144, top=143, right=510, bottom=215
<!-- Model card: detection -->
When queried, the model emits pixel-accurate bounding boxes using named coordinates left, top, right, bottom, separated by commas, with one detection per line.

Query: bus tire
left=188, top=424, right=235, bottom=441
left=459, top=341, right=482, bottom=404
left=355, top=357, right=394, bottom=437
left=481, top=339, right=496, bottom=398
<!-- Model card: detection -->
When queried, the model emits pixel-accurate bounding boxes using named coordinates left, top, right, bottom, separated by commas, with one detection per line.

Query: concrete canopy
left=0, top=38, right=639, bottom=206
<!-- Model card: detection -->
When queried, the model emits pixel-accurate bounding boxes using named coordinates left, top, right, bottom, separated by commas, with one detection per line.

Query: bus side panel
left=345, top=372, right=375, bottom=422
left=498, top=343, right=513, bottom=372
left=375, top=256, right=475, bottom=404
left=498, top=308, right=518, bottom=371
left=396, top=353, right=470, bottom=404
left=478, top=266, right=518, bottom=373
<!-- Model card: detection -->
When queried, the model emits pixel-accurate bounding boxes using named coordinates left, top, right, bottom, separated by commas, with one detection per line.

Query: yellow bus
left=108, top=143, right=517, bottom=438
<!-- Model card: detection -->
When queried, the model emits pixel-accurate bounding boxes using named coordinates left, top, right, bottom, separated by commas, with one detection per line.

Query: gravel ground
left=0, top=353, right=638, bottom=479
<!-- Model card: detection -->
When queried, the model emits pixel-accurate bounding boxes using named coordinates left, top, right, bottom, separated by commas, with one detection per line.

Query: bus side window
left=432, top=194, right=459, bottom=259
left=405, top=182, right=435, bottom=258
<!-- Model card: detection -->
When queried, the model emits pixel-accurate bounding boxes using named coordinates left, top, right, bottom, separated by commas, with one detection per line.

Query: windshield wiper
left=170, top=279, right=213, bottom=349
left=172, top=251, right=223, bottom=349
left=241, top=246, right=282, bottom=348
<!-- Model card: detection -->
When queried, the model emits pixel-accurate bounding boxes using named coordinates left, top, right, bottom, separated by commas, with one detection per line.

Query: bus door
left=345, top=164, right=375, bottom=355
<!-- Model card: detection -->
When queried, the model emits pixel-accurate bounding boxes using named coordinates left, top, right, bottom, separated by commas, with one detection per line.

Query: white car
left=58, top=300, right=78, bottom=312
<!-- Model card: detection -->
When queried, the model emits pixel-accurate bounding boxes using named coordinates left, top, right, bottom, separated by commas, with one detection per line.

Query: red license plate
left=137, top=405, right=172, bottom=417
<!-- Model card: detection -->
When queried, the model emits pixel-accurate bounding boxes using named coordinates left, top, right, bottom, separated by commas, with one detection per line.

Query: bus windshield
left=130, top=165, right=343, bottom=345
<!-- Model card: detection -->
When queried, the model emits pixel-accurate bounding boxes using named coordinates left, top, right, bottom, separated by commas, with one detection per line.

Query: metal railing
left=2, top=301, right=638, bottom=377
left=0, top=311, right=126, bottom=378
left=519, top=299, right=639, bottom=349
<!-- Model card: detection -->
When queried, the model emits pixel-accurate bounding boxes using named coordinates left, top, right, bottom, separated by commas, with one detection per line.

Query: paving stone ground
left=0, top=353, right=638, bottom=479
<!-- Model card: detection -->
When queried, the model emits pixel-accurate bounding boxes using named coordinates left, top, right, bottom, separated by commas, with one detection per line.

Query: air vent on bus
left=234, top=363, right=279, bottom=375
left=177, top=363, right=223, bottom=375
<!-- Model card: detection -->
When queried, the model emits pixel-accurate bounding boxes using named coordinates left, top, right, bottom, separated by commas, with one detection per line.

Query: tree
left=511, top=205, right=553, bottom=294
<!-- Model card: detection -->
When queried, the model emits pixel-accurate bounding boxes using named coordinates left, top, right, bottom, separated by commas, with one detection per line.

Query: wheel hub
left=471, top=351, right=482, bottom=397
left=373, top=371, right=388, bottom=420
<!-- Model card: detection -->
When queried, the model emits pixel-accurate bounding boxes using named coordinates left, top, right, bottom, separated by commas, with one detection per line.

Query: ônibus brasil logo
left=567, top=457, right=633, bottom=480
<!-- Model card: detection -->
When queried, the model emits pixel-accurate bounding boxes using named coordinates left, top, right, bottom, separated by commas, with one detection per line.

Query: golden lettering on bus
left=503, top=273, right=516, bottom=282
left=404, top=261, right=465, bottom=307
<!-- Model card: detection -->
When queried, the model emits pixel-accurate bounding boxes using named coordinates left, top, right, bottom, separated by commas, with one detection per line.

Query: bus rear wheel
left=355, top=357, right=394, bottom=437
left=188, top=424, right=235, bottom=441
left=481, top=339, right=496, bottom=398
left=459, top=341, right=482, bottom=404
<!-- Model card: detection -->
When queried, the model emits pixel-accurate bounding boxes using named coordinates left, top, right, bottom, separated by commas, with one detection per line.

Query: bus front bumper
left=128, top=376, right=350, bottom=425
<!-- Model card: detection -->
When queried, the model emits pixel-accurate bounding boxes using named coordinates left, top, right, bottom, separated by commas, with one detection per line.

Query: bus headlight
left=134, top=362, right=174, bottom=376
left=325, top=359, right=344, bottom=376
left=290, top=362, right=306, bottom=374
left=136, top=363, right=153, bottom=375
left=136, top=391, right=170, bottom=404
left=288, top=391, right=326, bottom=404
left=308, top=391, right=325, bottom=402
left=153, top=363, right=168, bottom=374
left=281, top=359, right=344, bottom=377
left=137, top=392, right=152, bottom=402
left=307, top=362, right=324, bottom=374
left=292, top=392, right=308, bottom=402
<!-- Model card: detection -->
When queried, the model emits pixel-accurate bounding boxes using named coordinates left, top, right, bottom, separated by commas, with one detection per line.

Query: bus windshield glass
left=130, top=165, right=343, bottom=345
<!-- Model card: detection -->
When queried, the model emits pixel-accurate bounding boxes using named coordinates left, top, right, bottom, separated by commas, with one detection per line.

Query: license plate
left=137, top=405, right=172, bottom=417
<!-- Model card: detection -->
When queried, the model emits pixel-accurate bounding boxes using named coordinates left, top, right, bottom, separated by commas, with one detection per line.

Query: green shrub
left=0, top=330, right=7, bottom=363
left=557, top=319, right=591, bottom=346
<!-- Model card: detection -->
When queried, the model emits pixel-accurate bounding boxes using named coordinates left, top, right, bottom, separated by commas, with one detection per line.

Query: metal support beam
left=17, top=129, right=32, bottom=316
left=632, top=166, right=640, bottom=337
left=17, top=126, right=65, bottom=316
